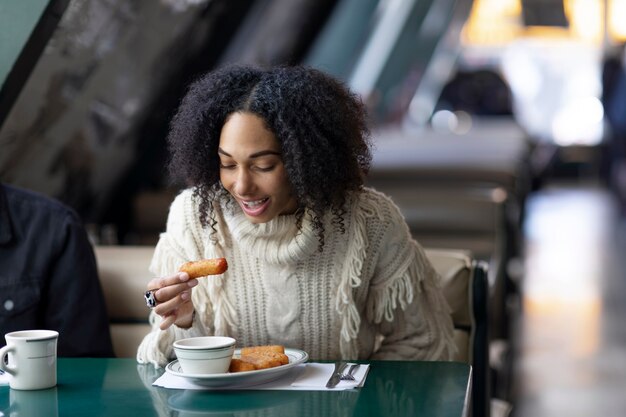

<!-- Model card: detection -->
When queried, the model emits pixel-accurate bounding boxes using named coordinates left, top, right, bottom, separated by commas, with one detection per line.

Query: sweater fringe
left=336, top=194, right=369, bottom=359
left=335, top=189, right=402, bottom=359
left=364, top=242, right=457, bottom=361
left=366, top=246, right=419, bottom=325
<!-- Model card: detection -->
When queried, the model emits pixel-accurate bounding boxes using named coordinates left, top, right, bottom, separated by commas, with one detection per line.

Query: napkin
left=152, top=362, right=369, bottom=391
left=291, top=363, right=369, bottom=389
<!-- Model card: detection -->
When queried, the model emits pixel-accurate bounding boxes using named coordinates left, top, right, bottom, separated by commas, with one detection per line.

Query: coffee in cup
left=0, top=330, right=59, bottom=390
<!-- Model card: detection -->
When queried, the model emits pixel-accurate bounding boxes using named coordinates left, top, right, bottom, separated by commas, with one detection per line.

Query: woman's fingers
left=147, top=273, right=197, bottom=303
left=147, top=271, right=192, bottom=292
left=157, top=296, right=195, bottom=330
left=146, top=272, right=198, bottom=330
left=153, top=289, right=191, bottom=316
left=153, top=279, right=197, bottom=306
left=159, top=314, right=177, bottom=330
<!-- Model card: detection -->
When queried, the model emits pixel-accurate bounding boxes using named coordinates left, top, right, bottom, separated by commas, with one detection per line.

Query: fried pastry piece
left=229, top=358, right=256, bottom=372
left=249, top=351, right=289, bottom=365
left=179, top=258, right=228, bottom=278
left=239, top=354, right=283, bottom=370
left=229, top=345, right=289, bottom=372
left=240, top=345, right=285, bottom=356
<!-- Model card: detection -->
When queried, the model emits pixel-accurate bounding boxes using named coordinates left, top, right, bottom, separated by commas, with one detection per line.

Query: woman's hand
left=147, top=272, right=199, bottom=330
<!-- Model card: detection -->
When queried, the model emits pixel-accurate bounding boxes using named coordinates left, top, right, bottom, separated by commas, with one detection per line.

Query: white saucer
left=165, top=348, right=308, bottom=388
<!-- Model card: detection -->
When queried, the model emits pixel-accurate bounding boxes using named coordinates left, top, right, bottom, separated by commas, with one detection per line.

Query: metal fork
left=340, top=363, right=360, bottom=381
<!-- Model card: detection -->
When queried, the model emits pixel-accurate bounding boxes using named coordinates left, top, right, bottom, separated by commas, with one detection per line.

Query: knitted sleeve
left=363, top=191, right=456, bottom=361
left=136, top=190, right=213, bottom=368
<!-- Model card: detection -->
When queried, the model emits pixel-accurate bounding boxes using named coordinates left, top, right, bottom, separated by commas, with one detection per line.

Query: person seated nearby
left=0, top=183, right=114, bottom=357
left=137, top=65, right=455, bottom=367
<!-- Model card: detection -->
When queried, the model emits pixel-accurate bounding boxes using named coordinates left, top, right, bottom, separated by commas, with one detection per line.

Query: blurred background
left=2, top=0, right=626, bottom=416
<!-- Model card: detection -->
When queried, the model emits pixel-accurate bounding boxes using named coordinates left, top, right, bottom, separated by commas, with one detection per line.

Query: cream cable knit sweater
left=136, top=187, right=455, bottom=367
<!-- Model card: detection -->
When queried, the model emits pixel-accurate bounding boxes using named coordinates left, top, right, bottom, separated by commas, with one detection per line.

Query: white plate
left=165, top=348, right=308, bottom=388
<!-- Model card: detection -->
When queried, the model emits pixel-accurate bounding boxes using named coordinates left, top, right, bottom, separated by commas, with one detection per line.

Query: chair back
left=425, top=248, right=490, bottom=417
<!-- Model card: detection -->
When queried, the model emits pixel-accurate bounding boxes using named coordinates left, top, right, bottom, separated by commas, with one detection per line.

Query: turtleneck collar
left=222, top=206, right=318, bottom=264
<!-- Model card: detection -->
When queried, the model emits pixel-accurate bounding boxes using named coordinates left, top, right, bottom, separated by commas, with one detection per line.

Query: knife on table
left=326, top=361, right=349, bottom=388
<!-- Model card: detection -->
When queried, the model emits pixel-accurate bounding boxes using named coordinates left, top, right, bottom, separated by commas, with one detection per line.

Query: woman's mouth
left=240, top=198, right=270, bottom=217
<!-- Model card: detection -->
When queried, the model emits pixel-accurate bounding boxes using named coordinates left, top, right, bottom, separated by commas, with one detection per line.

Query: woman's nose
left=234, top=169, right=254, bottom=196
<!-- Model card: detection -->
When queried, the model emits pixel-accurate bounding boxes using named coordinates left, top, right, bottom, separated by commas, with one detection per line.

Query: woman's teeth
left=243, top=198, right=268, bottom=207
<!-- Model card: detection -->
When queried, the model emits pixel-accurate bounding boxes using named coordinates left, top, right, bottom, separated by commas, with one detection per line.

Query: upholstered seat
left=94, top=245, right=154, bottom=358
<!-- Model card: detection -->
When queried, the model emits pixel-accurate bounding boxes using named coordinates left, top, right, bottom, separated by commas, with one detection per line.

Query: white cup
left=0, top=330, right=59, bottom=390
left=173, top=336, right=236, bottom=374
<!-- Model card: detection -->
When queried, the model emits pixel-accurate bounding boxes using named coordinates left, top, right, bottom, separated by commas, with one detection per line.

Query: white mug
left=0, top=330, right=59, bottom=390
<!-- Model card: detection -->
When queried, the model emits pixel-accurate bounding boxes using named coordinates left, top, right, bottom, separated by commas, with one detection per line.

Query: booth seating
left=367, top=121, right=531, bottom=403
left=367, top=122, right=531, bottom=254
left=94, top=244, right=492, bottom=415
left=94, top=245, right=154, bottom=358
left=368, top=122, right=530, bottom=262
left=426, top=248, right=491, bottom=417
left=368, top=119, right=532, bottom=193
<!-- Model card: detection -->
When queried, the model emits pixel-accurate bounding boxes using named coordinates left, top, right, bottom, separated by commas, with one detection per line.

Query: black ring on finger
left=144, top=289, right=158, bottom=308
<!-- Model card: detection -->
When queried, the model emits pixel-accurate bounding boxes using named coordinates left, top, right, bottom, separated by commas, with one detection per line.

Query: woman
left=136, top=65, right=454, bottom=367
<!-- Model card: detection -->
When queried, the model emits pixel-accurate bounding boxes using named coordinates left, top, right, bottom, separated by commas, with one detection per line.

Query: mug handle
left=0, top=345, right=16, bottom=376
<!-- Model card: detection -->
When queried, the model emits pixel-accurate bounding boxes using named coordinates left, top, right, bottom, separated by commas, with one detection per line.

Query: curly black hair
left=166, top=64, right=372, bottom=249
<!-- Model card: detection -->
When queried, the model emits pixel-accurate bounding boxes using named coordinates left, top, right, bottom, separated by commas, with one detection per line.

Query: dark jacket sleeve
left=44, top=211, right=115, bottom=357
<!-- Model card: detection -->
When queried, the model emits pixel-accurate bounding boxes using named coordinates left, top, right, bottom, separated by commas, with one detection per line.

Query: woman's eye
left=256, top=165, right=275, bottom=172
left=219, top=163, right=235, bottom=170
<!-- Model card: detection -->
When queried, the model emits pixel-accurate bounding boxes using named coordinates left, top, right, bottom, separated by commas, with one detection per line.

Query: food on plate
left=229, top=345, right=289, bottom=372
left=240, top=353, right=284, bottom=369
left=240, top=345, right=285, bottom=356
left=228, top=358, right=256, bottom=372
left=179, top=258, right=228, bottom=278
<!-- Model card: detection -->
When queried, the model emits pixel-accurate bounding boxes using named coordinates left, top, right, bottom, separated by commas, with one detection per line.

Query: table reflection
left=0, top=359, right=469, bottom=417
left=4, top=386, right=59, bottom=417
left=136, top=363, right=361, bottom=417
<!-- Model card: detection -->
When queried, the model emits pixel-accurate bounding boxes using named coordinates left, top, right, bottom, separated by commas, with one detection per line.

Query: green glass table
left=1, top=358, right=470, bottom=417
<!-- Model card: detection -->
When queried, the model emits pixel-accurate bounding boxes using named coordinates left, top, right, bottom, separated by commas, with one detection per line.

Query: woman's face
left=218, top=112, right=298, bottom=223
